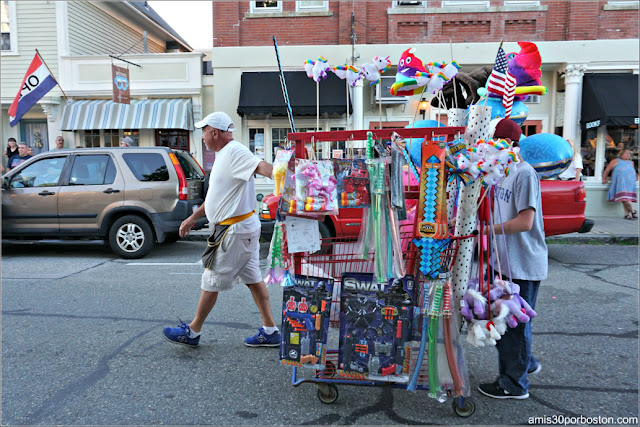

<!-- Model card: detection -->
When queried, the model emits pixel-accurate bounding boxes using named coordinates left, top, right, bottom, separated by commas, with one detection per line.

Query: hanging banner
left=112, top=65, right=130, bottom=104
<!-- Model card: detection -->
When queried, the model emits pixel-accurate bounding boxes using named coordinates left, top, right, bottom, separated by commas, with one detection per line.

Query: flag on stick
left=486, top=46, right=509, bottom=97
left=8, top=52, right=58, bottom=127
left=503, top=70, right=517, bottom=117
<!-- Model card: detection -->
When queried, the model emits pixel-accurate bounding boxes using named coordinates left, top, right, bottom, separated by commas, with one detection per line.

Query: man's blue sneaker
left=163, top=321, right=200, bottom=348
left=244, top=328, right=281, bottom=347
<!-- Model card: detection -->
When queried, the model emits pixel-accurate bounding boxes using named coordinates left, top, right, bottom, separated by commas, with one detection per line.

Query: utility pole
left=350, top=12, right=356, bottom=66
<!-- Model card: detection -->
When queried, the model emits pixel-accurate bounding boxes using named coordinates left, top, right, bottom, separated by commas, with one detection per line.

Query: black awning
left=581, top=73, right=639, bottom=129
left=237, top=71, right=352, bottom=117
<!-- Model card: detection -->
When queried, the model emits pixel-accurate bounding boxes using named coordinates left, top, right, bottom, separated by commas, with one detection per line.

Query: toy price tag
left=285, top=216, right=321, bottom=254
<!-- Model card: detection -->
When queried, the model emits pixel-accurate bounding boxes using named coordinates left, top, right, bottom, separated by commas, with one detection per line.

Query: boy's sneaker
left=478, top=381, right=529, bottom=400
left=528, top=363, right=542, bottom=375
left=162, top=322, right=200, bottom=348
left=244, top=328, right=281, bottom=347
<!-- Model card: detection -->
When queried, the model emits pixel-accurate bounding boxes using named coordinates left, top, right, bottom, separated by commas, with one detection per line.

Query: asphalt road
left=1, top=240, right=638, bottom=426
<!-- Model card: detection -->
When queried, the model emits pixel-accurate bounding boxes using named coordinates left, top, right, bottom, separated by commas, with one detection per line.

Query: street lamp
left=418, top=99, right=429, bottom=120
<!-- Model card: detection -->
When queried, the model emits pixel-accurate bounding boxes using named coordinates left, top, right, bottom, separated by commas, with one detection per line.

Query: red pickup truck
left=259, top=179, right=594, bottom=240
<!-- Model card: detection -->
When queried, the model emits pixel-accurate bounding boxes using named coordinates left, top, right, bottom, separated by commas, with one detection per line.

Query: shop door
left=19, top=120, right=49, bottom=155
left=521, top=120, right=542, bottom=137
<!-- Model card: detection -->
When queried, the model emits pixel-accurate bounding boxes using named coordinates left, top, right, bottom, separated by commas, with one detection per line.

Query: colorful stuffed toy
left=373, top=55, right=391, bottom=73
left=507, top=41, right=547, bottom=100
left=311, top=56, right=330, bottom=83
left=303, top=59, right=315, bottom=79
left=331, top=64, right=348, bottom=80
left=360, top=62, right=381, bottom=86
left=346, top=65, right=362, bottom=87
left=390, top=48, right=428, bottom=96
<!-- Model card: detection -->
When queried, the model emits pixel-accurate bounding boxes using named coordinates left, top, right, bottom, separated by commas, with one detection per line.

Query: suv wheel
left=108, top=215, right=154, bottom=259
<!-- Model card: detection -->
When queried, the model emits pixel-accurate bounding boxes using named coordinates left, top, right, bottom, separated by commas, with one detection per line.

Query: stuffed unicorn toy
left=331, top=64, right=348, bottom=80
left=360, top=63, right=381, bottom=86
left=303, top=59, right=314, bottom=79
left=312, top=57, right=330, bottom=82
left=373, top=55, right=391, bottom=73
left=346, top=65, right=362, bottom=87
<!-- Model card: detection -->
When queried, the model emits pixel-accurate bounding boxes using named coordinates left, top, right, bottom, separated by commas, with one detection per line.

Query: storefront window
left=581, top=128, right=597, bottom=177
left=123, top=129, right=139, bottom=146
left=604, top=126, right=638, bottom=169
left=271, top=127, right=315, bottom=161
left=155, top=129, right=189, bottom=151
left=249, top=128, right=265, bottom=160
left=104, top=130, right=119, bottom=147
left=581, top=125, right=638, bottom=177
left=84, top=130, right=100, bottom=148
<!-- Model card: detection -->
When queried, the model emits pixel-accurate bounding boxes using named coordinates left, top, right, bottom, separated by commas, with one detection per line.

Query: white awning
left=60, top=99, right=194, bottom=131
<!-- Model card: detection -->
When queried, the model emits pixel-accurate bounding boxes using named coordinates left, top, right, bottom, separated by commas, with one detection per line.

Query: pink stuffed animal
left=302, top=163, right=323, bottom=197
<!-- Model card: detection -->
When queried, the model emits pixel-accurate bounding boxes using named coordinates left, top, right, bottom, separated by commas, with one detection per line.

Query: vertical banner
left=112, top=65, right=130, bottom=104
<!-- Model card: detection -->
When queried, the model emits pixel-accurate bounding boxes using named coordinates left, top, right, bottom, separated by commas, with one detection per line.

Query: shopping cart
left=279, top=127, right=475, bottom=417
left=288, top=231, right=476, bottom=417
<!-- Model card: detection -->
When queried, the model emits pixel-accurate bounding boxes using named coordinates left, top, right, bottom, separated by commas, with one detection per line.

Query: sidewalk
left=187, top=216, right=639, bottom=245
left=546, top=216, right=639, bottom=244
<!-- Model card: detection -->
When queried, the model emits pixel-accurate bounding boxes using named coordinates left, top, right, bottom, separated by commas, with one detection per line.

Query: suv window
left=69, top=155, right=116, bottom=185
left=123, top=153, right=169, bottom=181
left=173, top=150, right=205, bottom=180
left=10, top=157, right=67, bottom=188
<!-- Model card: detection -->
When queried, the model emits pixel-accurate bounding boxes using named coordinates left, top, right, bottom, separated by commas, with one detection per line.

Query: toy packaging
left=280, top=274, right=334, bottom=369
left=332, top=159, right=371, bottom=208
left=278, top=160, right=297, bottom=217
left=338, top=273, right=416, bottom=381
left=294, top=159, right=339, bottom=216
left=273, top=149, right=294, bottom=197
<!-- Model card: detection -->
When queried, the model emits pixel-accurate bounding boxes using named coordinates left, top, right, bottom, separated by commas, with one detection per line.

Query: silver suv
left=2, top=147, right=207, bottom=258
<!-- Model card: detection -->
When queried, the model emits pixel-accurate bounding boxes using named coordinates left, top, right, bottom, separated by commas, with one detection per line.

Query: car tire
left=318, top=221, right=332, bottom=240
left=108, top=215, right=155, bottom=259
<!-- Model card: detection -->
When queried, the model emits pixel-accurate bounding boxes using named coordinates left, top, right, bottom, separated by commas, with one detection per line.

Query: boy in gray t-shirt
left=478, top=118, right=548, bottom=400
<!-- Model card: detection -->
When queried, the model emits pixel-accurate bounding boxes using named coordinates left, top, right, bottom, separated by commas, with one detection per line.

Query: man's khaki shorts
left=201, top=229, right=262, bottom=292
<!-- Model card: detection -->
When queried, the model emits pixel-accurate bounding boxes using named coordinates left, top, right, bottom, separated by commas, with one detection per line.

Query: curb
left=546, top=235, right=638, bottom=245
left=182, top=234, right=638, bottom=245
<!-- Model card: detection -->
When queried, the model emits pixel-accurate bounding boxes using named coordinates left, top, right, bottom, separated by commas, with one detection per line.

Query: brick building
left=209, top=1, right=638, bottom=217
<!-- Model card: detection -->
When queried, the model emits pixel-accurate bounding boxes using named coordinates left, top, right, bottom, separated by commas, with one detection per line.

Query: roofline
left=123, top=2, right=192, bottom=51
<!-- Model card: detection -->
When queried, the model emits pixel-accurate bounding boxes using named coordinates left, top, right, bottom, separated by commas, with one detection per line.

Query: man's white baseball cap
left=195, top=111, right=235, bottom=132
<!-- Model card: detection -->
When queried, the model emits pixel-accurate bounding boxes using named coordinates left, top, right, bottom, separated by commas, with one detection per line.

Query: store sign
left=112, top=65, right=130, bottom=104
left=585, top=120, right=600, bottom=129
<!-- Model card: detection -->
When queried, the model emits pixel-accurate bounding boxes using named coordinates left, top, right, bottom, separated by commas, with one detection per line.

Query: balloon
left=480, top=97, right=530, bottom=126
left=519, top=133, right=573, bottom=179
left=404, top=120, right=445, bottom=166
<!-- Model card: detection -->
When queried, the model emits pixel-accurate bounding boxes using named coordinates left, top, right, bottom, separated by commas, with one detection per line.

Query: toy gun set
left=332, top=159, right=371, bottom=208
left=280, top=275, right=334, bottom=369
left=337, top=273, right=415, bottom=382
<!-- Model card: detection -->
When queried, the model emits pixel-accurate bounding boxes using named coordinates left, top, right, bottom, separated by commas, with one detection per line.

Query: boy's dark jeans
left=495, top=278, right=540, bottom=395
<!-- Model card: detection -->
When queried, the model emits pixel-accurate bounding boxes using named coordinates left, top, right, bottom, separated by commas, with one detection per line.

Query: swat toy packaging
left=338, top=273, right=415, bottom=381
left=280, top=275, right=334, bottom=369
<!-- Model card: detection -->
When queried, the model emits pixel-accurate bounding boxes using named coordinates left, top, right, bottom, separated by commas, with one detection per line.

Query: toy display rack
left=284, top=127, right=475, bottom=418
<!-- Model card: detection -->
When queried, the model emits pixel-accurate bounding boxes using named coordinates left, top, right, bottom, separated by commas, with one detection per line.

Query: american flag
left=503, top=70, right=517, bottom=117
left=487, top=46, right=518, bottom=117
left=487, top=47, right=509, bottom=97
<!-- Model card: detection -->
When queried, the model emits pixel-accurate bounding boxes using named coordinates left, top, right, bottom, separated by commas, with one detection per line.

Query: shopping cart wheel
left=452, top=398, right=475, bottom=417
left=323, top=361, right=337, bottom=377
left=317, top=384, right=339, bottom=404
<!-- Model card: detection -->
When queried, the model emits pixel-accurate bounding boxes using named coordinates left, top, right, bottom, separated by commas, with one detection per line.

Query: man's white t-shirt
left=204, top=140, right=261, bottom=234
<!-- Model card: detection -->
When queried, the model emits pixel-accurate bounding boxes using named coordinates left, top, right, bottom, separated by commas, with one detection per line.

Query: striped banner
left=60, top=99, right=193, bottom=131
left=503, top=70, right=517, bottom=118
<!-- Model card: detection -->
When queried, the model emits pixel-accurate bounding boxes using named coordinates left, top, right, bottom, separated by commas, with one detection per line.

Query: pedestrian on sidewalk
left=162, top=111, right=281, bottom=348
left=557, top=139, right=583, bottom=181
left=479, top=118, right=547, bottom=400
left=602, top=148, right=638, bottom=220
